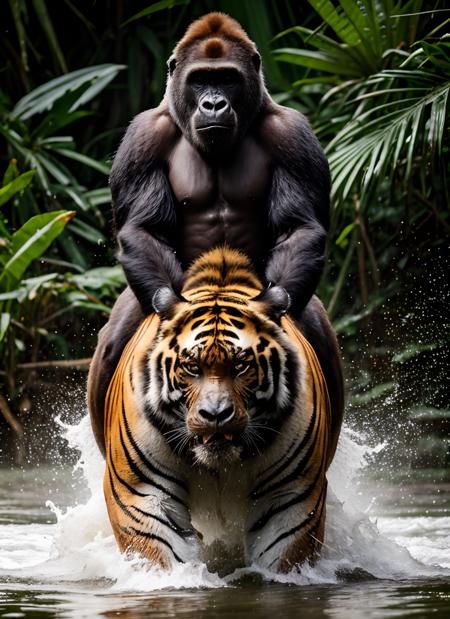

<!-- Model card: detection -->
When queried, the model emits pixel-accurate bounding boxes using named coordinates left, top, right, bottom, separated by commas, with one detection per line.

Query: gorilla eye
left=183, top=361, right=201, bottom=376
left=252, top=53, right=261, bottom=72
left=168, top=57, right=177, bottom=75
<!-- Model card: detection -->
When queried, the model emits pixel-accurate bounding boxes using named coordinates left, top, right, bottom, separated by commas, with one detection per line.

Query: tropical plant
left=273, top=0, right=449, bottom=317
left=0, top=162, right=125, bottom=436
left=1, top=64, right=124, bottom=270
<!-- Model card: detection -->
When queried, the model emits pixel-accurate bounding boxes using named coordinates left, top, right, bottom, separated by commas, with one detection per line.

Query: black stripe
left=257, top=486, right=326, bottom=558
left=229, top=319, right=245, bottom=329
left=256, top=337, right=270, bottom=352
left=248, top=465, right=324, bottom=532
left=118, top=415, right=187, bottom=507
left=218, top=328, right=240, bottom=340
left=108, top=469, right=144, bottom=525
left=118, top=524, right=184, bottom=563
left=144, top=403, right=179, bottom=441
left=251, top=375, right=317, bottom=497
left=109, top=443, right=149, bottom=498
left=121, top=403, right=187, bottom=492
left=270, top=348, right=281, bottom=399
left=195, top=328, right=215, bottom=340
left=257, top=354, right=270, bottom=392
left=191, top=318, right=209, bottom=330
left=221, top=306, right=244, bottom=318
left=165, top=357, right=174, bottom=391
left=251, top=428, right=319, bottom=499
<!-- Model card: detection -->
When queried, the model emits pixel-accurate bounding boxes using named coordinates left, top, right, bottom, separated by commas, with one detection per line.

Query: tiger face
left=146, top=296, right=299, bottom=470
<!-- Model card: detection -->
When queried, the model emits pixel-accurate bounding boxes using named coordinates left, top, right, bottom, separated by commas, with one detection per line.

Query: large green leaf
left=273, top=48, right=361, bottom=77
left=307, top=0, right=362, bottom=46
left=0, top=210, right=75, bottom=291
left=12, top=64, right=125, bottom=120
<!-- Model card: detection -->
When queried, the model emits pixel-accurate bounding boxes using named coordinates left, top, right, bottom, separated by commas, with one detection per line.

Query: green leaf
left=2, top=160, right=19, bottom=186
left=55, top=148, right=110, bottom=175
left=307, top=0, right=362, bottom=46
left=123, top=0, right=189, bottom=26
left=0, top=312, right=10, bottom=342
left=273, top=48, right=361, bottom=77
left=0, top=210, right=75, bottom=292
left=335, top=222, right=355, bottom=247
left=83, top=187, right=112, bottom=206
left=68, top=218, right=106, bottom=245
left=0, top=170, right=35, bottom=207
left=350, top=382, right=396, bottom=406
left=392, top=341, right=446, bottom=364
left=12, top=64, right=125, bottom=120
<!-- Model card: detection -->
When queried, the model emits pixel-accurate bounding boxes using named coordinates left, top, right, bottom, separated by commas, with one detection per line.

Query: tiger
left=95, top=246, right=343, bottom=574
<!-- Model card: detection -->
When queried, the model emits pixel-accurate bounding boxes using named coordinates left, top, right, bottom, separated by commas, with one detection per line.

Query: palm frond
left=327, top=75, right=450, bottom=202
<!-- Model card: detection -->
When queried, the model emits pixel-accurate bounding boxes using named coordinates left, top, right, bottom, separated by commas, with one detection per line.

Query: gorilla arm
left=110, top=108, right=183, bottom=314
left=263, top=106, right=330, bottom=316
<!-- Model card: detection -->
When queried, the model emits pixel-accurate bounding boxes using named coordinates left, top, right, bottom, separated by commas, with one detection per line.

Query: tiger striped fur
left=101, top=247, right=338, bottom=573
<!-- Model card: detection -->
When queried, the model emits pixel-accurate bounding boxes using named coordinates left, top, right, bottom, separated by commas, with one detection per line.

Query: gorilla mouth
left=196, top=124, right=233, bottom=132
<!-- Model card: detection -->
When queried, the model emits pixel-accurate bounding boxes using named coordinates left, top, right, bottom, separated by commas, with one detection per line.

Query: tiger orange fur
left=96, top=247, right=341, bottom=573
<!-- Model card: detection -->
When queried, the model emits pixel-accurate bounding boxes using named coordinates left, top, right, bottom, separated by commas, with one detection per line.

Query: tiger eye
left=184, top=362, right=201, bottom=376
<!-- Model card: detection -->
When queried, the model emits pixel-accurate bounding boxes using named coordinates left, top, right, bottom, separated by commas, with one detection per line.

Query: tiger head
left=146, top=247, right=300, bottom=470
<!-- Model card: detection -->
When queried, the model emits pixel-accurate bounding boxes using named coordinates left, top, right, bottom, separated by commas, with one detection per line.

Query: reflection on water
left=1, top=577, right=450, bottom=619
left=0, top=421, right=449, bottom=619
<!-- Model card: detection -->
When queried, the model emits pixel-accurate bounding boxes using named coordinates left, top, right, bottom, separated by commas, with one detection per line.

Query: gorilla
left=88, top=12, right=343, bottom=455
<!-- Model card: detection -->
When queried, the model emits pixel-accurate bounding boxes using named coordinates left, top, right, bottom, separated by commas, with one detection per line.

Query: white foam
left=1, top=416, right=448, bottom=591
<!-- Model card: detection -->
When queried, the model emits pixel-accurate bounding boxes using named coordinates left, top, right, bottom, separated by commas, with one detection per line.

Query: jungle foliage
left=1, top=0, right=449, bottom=450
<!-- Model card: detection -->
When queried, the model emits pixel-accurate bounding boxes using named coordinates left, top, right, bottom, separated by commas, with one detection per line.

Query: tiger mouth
left=194, top=433, right=235, bottom=446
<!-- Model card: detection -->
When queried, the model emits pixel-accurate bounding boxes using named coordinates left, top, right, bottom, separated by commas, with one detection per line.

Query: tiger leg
left=104, top=316, right=200, bottom=568
left=247, top=478, right=328, bottom=572
left=277, top=482, right=327, bottom=572
left=87, top=286, right=144, bottom=456
left=248, top=318, right=331, bottom=572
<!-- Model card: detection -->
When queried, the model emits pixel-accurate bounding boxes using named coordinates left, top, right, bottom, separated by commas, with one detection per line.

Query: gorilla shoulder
left=258, top=102, right=320, bottom=162
left=117, top=103, right=180, bottom=165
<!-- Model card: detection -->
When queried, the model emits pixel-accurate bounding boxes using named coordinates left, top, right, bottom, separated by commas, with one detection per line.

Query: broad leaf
left=0, top=210, right=75, bottom=291
left=0, top=170, right=35, bottom=207
left=12, top=64, right=125, bottom=120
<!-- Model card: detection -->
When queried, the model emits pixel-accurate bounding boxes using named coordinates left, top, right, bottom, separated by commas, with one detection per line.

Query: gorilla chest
left=168, top=136, right=272, bottom=263
left=169, top=135, right=271, bottom=205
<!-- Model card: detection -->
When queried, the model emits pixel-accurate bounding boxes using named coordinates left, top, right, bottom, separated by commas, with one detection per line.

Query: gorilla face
left=187, top=66, right=241, bottom=149
left=167, top=45, right=264, bottom=157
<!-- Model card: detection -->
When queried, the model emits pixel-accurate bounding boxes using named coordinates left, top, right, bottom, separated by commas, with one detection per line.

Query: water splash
left=4, top=415, right=449, bottom=591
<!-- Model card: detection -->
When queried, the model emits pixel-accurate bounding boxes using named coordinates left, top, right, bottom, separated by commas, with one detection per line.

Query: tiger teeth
left=201, top=433, right=234, bottom=444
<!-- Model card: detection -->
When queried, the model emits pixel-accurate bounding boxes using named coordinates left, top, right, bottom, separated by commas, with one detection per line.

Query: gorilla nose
left=198, top=406, right=235, bottom=425
left=199, top=95, right=230, bottom=118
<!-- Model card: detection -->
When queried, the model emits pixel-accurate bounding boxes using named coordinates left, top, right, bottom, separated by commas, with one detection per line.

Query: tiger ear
left=256, top=284, right=291, bottom=322
left=152, top=286, right=182, bottom=319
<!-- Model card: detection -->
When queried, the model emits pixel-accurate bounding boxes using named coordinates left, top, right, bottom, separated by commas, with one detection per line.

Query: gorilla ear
left=167, top=56, right=177, bottom=75
left=152, top=286, right=181, bottom=319
left=252, top=53, right=261, bottom=72
left=256, top=285, right=291, bottom=322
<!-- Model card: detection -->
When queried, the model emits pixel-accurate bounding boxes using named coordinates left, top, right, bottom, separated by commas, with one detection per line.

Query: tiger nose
left=198, top=406, right=235, bottom=425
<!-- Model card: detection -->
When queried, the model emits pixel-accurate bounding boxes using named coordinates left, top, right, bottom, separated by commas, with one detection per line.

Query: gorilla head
left=166, top=13, right=267, bottom=156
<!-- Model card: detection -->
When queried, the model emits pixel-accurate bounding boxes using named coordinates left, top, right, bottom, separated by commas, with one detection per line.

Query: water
left=0, top=417, right=449, bottom=618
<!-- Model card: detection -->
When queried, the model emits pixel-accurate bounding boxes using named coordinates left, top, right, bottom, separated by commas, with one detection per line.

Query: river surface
left=0, top=417, right=449, bottom=618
